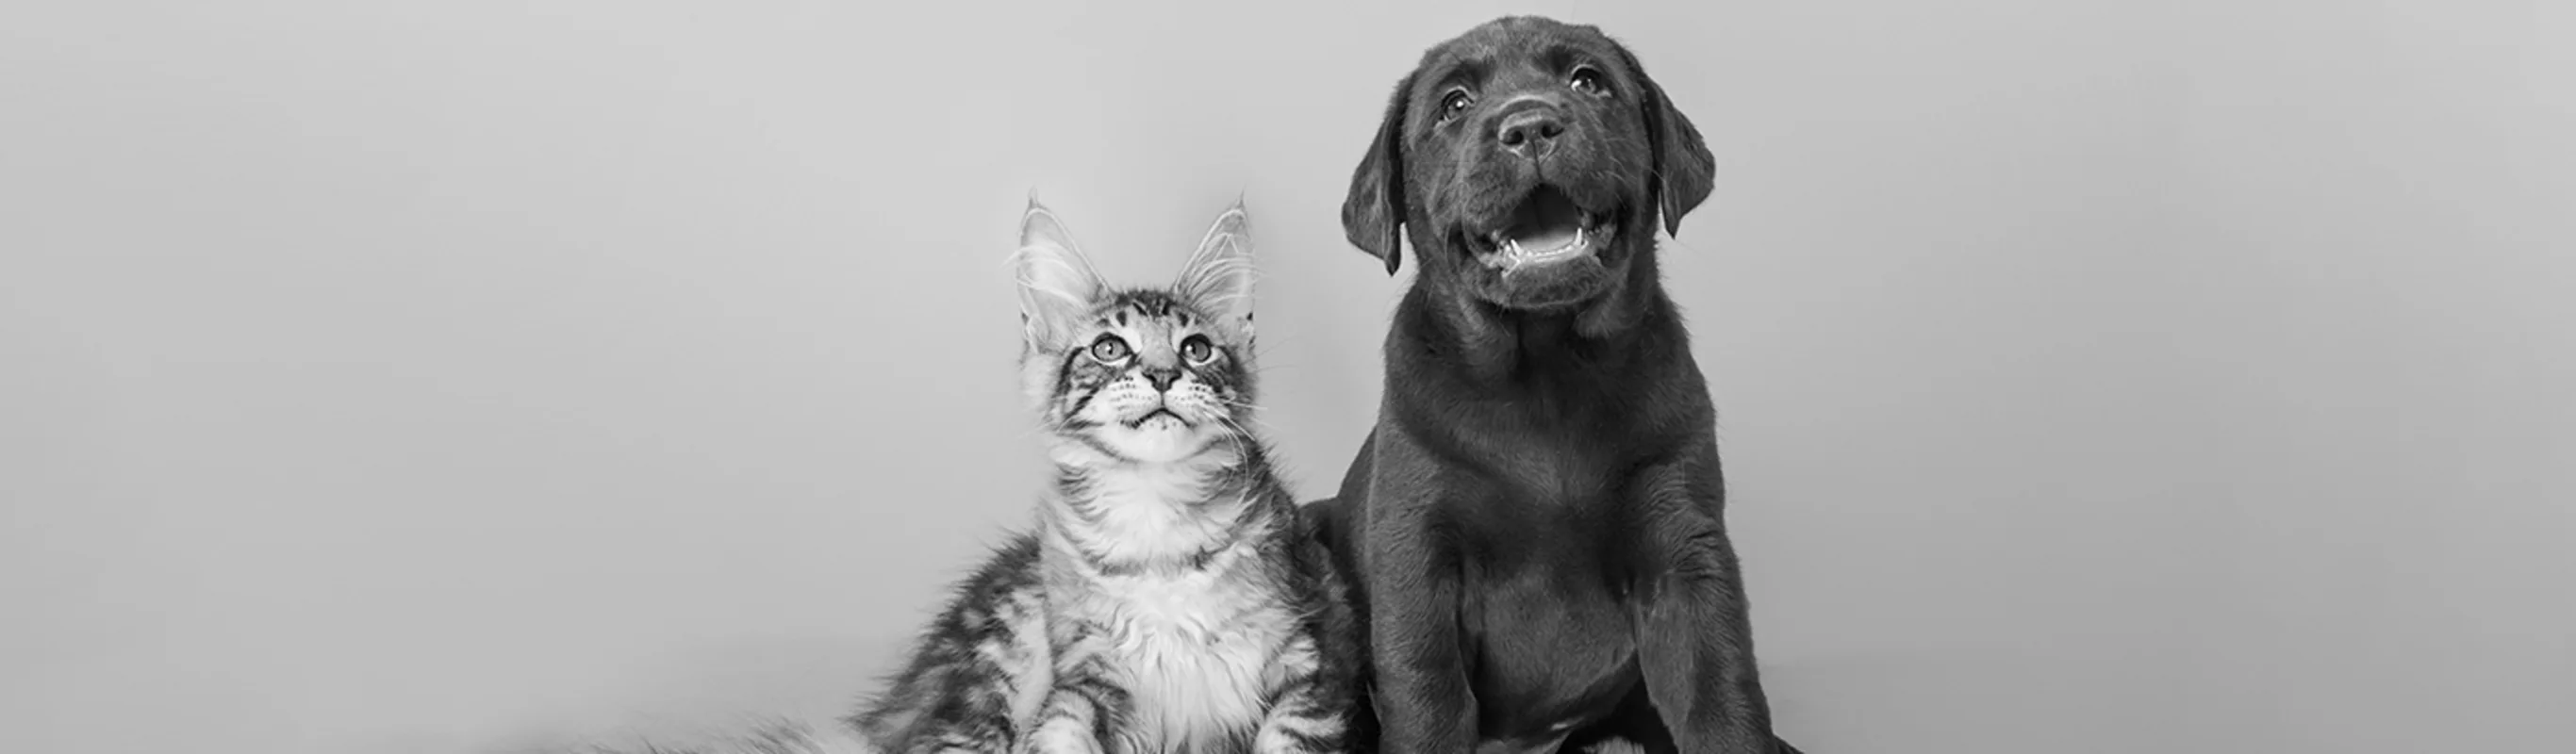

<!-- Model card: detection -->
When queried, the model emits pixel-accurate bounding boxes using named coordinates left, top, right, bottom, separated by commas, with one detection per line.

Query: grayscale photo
left=5, top=3, right=2569, bottom=754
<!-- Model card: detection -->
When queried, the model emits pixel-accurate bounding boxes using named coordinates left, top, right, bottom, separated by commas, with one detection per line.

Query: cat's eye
left=1180, top=335, right=1216, bottom=365
left=1088, top=336, right=1131, bottom=363
left=1569, top=67, right=1609, bottom=97
left=1437, top=90, right=1473, bottom=123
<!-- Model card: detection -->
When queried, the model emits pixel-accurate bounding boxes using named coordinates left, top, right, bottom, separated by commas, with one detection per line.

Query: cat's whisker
left=1214, top=408, right=1278, bottom=436
left=1221, top=407, right=1268, bottom=429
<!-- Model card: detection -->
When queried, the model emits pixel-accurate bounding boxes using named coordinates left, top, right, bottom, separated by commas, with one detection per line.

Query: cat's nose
left=1143, top=368, right=1181, bottom=393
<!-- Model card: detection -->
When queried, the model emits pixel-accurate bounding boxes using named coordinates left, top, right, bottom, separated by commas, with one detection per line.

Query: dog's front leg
left=1365, top=501, right=1477, bottom=754
left=1633, top=461, right=1782, bottom=754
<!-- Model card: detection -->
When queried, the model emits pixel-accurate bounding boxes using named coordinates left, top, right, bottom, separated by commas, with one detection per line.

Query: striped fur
left=849, top=199, right=1362, bottom=754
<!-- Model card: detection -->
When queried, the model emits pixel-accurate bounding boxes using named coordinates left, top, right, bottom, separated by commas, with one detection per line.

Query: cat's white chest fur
left=1047, top=452, right=1296, bottom=751
left=1094, top=565, right=1292, bottom=751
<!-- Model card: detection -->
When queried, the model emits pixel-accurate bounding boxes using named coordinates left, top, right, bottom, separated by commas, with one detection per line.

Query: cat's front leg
left=1021, top=639, right=1132, bottom=754
left=1252, top=633, right=1351, bottom=754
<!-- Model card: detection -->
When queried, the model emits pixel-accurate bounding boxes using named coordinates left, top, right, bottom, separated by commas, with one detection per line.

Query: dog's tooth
left=1504, top=238, right=1524, bottom=257
left=1573, top=227, right=1586, bottom=248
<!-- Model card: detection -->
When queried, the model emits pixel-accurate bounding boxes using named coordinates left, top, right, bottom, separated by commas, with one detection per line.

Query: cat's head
left=1013, top=198, right=1260, bottom=466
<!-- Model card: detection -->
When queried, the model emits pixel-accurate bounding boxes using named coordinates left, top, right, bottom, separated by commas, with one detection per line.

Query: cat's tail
left=552, top=718, right=877, bottom=754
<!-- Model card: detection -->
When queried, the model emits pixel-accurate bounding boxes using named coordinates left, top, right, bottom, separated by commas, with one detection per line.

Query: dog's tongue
left=1505, top=188, right=1585, bottom=253
left=1509, top=224, right=1581, bottom=253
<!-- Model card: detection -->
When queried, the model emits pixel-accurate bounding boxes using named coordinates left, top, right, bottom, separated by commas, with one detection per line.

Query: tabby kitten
left=850, top=199, right=1360, bottom=754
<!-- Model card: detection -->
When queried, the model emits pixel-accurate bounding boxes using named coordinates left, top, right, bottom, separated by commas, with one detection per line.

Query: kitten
left=850, top=199, right=1361, bottom=754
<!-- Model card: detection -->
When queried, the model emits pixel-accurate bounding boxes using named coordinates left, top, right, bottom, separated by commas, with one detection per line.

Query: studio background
left=4, top=2, right=2568, bottom=753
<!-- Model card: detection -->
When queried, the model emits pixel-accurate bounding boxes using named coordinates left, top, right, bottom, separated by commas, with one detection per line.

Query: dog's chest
left=1462, top=415, right=1625, bottom=506
left=1082, top=566, right=1295, bottom=751
left=1466, top=533, right=1635, bottom=646
left=1451, top=493, right=1650, bottom=734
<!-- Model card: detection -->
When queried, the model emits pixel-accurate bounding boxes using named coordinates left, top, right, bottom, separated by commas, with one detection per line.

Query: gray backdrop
left=4, top=2, right=2569, bottom=753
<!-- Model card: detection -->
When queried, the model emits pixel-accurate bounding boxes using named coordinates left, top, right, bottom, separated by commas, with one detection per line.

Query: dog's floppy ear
left=1341, top=72, right=1414, bottom=275
left=1616, top=44, right=1717, bottom=238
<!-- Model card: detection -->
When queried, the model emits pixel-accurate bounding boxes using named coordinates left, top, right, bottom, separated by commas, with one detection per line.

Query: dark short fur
left=1307, top=16, right=1803, bottom=754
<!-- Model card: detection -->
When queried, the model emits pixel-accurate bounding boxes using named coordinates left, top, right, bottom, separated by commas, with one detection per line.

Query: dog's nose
left=1143, top=368, right=1181, bottom=392
left=1496, top=108, right=1566, bottom=159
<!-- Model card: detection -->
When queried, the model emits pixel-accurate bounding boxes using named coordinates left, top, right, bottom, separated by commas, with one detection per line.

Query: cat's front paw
left=1016, top=718, right=1104, bottom=754
left=1251, top=723, right=1344, bottom=754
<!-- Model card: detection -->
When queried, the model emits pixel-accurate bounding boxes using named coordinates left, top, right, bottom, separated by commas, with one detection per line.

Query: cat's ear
left=1176, top=199, right=1256, bottom=337
left=1015, top=197, right=1108, bottom=348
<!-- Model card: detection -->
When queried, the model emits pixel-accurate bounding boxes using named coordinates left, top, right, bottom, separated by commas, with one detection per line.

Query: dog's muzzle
left=1463, top=185, right=1619, bottom=272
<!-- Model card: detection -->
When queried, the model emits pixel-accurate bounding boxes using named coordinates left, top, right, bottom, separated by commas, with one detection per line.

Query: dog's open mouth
left=1467, top=185, right=1615, bottom=270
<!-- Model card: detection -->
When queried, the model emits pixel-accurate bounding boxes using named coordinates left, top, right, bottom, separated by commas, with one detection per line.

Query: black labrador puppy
left=1306, top=16, right=1804, bottom=754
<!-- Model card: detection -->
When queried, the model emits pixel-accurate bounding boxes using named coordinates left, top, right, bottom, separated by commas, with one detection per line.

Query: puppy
left=1307, top=16, right=1803, bottom=754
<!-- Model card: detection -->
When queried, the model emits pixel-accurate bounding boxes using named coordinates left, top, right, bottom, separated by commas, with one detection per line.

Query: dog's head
left=1342, top=16, right=1715, bottom=315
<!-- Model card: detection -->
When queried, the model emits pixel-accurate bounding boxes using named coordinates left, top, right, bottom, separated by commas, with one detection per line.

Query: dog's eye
left=1088, top=336, right=1131, bottom=363
left=1569, top=68, right=1609, bottom=96
left=1437, top=90, right=1473, bottom=122
left=1180, top=335, right=1215, bottom=365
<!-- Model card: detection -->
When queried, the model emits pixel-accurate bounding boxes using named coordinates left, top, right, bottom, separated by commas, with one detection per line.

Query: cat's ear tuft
left=1015, top=199, right=1108, bottom=348
left=1176, top=200, right=1256, bottom=336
